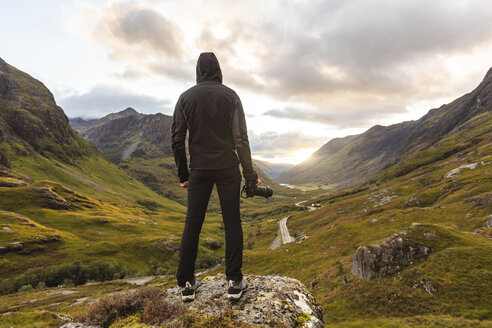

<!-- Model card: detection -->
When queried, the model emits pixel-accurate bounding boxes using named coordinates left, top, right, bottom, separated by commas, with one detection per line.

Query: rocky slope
left=279, top=67, right=492, bottom=189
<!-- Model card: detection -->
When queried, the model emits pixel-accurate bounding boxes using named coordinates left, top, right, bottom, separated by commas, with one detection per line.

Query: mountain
left=70, top=109, right=296, bottom=204
left=68, top=107, right=143, bottom=134
left=254, top=159, right=294, bottom=179
left=0, top=58, right=94, bottom=166
left=71, top=108, right=172, bottom=163
left=279, top=67, right=492, bottom=189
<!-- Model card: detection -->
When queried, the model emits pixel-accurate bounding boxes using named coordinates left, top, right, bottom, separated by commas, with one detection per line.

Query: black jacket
left=171, top=52, right=257, bottom=183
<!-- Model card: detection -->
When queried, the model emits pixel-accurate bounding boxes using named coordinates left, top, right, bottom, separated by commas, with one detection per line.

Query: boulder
left=60, top=324, right=98, bottom=328
left=351, top=230, right=432, bottom=280
left=485, top=215, right=492, bottom=228
left=463, top=193, right=492, bottom=208
left=163, top=274, right=324, bottom=328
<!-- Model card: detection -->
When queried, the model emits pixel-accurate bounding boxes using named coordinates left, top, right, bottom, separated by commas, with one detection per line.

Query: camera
left=241, top=180, right=273, bottom=198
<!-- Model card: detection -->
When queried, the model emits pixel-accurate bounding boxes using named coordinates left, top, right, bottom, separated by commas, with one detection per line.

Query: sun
left=288, top=148, right=318, bottom=165
left=253, top=147, right=318, bottom=165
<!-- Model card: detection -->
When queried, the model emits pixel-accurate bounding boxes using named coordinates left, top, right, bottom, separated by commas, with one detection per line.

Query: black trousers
left=176, top=167, right=243, bottom=287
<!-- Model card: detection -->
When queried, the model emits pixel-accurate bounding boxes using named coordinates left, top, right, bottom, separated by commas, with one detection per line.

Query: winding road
left=279, top=216, right=294, bottom=244
left=269, top=199, right=322, bottom=250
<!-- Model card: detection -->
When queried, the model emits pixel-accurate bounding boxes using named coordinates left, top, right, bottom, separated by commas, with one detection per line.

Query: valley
left=0, top=58, right=491, bottom=327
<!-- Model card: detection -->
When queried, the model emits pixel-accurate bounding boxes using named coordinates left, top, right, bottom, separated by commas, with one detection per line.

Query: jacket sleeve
left=232, top=95, right=258, bottom=181
left=171, top=98, right=189, bottom=183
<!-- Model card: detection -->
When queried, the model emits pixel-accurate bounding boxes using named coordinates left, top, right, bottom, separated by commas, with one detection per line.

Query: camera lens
left=254, top=186, right=273, bottom=198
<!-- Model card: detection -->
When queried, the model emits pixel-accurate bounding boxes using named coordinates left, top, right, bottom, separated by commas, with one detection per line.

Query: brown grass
left=80, top=287, right=184, bottom=327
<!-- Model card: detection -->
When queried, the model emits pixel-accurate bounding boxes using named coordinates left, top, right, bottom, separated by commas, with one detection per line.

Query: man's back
left=171, top=52, right=255, bottom=183
left=178, top=81, right=239, bottom=170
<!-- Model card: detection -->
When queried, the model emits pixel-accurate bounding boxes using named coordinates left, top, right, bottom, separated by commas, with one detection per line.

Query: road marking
left=279, top=216, right=293, bottom=244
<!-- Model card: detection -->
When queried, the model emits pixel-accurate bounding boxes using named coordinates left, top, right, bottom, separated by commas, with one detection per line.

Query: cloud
left=263, top=102, right=408, bottom=129
left=96, top=3, right=184, bottom=59
left=76, top=0, right=492, bottom=129
left=249, top=130, right=326, bottom=155
left=58, top=84, right=173, bottom=118
left=251, top=0, right=492, bottom=100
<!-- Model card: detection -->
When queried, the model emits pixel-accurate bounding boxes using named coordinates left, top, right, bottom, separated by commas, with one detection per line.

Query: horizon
left=2, top=0, right=492, bottom=164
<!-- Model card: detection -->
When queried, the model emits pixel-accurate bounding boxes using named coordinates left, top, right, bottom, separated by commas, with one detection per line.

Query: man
left=171, top=52, right=260, bottom=301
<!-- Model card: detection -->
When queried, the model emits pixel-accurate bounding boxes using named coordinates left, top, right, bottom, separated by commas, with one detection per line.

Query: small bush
left=81, top=287, right=184, bottom=327
left=18, top=284, right=33, bottom=292
left=204, top=239, right=223, bottom=250
left=141, top=294, right=184, bottom=325
left=36, top=281, right=46, bottom=290
left=196, top=253, right=221, bottom=269
left=136, top=199, right=162, bottom=211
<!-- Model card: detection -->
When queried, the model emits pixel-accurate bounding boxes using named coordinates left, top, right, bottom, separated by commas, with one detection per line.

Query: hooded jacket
left=171, top=52, right=257, bottom=183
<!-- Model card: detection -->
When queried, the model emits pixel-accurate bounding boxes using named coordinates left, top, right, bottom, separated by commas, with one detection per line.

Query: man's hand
left=245, top=178, right=261, bottom=186
left=180, top=181, right=189, bottom=188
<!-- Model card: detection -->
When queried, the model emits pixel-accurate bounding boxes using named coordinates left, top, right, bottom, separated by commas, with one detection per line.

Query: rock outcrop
left=164, top=274, right=324, bottom=328
left=30, top=187, right=70, bottom=210
left=351, top=230, right=432, bottom=280
left=485, top=215, right=492, bottom=228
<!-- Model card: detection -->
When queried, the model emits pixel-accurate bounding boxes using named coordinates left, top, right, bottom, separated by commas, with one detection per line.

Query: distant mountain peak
left=119, top=107, right=140, bottom=116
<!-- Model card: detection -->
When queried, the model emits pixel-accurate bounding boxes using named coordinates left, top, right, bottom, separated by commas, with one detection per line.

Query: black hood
left=196, top=52, right=223, bottom=84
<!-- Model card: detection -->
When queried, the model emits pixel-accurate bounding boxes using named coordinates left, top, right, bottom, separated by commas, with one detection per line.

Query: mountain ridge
left=253, top=159, right=294, bottom=179
left=69, top=108, right=295, bottom=204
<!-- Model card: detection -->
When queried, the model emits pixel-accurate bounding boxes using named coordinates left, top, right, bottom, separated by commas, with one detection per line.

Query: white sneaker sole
left=227, top=289, right=246, bottom=300
left=182, top=292, right=196, bottom=302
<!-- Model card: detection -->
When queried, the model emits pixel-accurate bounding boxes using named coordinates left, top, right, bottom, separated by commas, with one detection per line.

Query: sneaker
left=227, top=279, right=248, bottom=300
left=181, top=280, right=199, bottom=302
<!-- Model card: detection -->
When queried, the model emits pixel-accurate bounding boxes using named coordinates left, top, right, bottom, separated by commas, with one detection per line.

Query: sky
left=1, top=0, right=492, bottom=164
